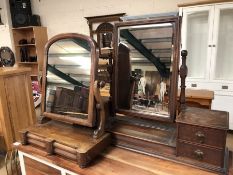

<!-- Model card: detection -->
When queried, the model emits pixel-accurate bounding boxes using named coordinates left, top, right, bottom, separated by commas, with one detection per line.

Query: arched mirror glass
left=114, top=17, right=180, bottom=121
left=42, top=34, right=97, bottom=127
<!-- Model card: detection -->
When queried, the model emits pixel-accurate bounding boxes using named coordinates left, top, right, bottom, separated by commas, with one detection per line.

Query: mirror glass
left=117, top=22, right=174, bottom=118
left=45, top=38, right=91, bottom=119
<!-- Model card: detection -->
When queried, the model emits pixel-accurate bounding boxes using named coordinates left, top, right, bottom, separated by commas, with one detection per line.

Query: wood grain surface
left=18, top=145, right=230, bottom=175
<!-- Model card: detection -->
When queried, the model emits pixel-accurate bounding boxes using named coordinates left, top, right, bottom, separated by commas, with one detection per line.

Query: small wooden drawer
left=177, top=140, right=224, bottom=167
left=177, top=123, right=226, bottom=148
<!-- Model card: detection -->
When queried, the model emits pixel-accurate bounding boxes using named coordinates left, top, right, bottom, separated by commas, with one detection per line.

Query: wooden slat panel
left=4, top=74, right=36, bottom=141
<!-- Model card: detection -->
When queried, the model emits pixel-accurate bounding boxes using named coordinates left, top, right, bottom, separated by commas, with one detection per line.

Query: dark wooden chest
left=176, top=107, right=229, bottom=171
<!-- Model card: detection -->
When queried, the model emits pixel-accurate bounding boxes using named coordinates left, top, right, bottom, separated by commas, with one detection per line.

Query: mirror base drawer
left=177, top=140, right=224, bottom=167
left=177, top=123, right=227, bottom=148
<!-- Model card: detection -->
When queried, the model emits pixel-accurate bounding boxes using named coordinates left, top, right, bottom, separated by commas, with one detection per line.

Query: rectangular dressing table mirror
left=109, top=15, right=181, bottom=156
left=109, top=15, right=230, bottom=174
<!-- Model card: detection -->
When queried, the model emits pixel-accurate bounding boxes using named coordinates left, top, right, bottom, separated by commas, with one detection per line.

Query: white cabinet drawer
left=184, top=80, right=233, bottom=93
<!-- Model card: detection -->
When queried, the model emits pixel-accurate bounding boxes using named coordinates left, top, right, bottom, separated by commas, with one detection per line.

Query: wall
left=1, top=0, right=206, bottom=46
left=0, top=0, right=13, bottom=49
left=30, top=0, right=205, bottom=38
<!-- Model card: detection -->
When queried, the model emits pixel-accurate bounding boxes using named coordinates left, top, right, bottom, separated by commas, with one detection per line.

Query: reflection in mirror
left=45, top=38, right=91, bottom=119
left=118, top=23, right=173, bottom=117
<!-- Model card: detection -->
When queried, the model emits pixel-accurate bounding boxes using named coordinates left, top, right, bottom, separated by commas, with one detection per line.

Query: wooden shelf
left=18, top=62, right=38, bottom=64
left=12, top=26, right=48, bottom=83
left=16, top=44, right=36, bottom=47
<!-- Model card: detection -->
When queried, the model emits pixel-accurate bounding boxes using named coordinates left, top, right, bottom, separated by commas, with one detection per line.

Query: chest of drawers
left=176, top=107, right=229, bottom=172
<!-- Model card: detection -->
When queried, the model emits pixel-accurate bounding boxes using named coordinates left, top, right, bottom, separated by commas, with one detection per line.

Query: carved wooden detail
left=93, top=81, right=106, bottom=139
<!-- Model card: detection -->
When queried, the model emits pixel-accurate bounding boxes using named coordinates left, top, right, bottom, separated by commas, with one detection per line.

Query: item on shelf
left=30, top=38, right=35, bottom=44
left=20, top=47, right=28, bottom=62
left=0, top=47, right=15, bottom=67
left=18, top=39, right=28, bottom=45
left=29, top=56, right=37, bottom=62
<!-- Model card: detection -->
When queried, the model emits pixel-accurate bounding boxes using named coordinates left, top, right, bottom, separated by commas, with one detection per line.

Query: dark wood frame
left=41, top=33, right=98, bottom=127
left=113, top=16, right=181, bottom=122
left=85, top=13, right=126, bottom=38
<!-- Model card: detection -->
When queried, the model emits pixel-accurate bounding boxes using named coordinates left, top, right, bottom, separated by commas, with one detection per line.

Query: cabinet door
left=181, top=6, right=214, bottom=79
left=212, top=3, right=233, bottom=80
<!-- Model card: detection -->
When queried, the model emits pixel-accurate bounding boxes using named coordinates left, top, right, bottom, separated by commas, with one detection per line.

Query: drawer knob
left=195, top=131, right=205, bottom=143
left=194, top=149, right=204, bottom=160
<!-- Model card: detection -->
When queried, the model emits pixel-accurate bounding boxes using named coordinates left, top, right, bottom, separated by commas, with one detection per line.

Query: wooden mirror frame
left=41, top=33, right=98, bottom=127
left=113, top=16, right=181, bottom=122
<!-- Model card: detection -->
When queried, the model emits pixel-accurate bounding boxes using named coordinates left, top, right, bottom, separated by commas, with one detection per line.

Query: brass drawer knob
left=195, top=131, right=205, bottom=143
left=194, top=149, right=204, bottom=160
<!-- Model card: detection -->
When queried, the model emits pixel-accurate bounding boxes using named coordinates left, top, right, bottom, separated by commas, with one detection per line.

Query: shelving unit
left=12, top=26, right=48, bottom=81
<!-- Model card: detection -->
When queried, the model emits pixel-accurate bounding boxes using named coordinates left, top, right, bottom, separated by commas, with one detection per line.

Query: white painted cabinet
left=18, top=150, right=79, bottom=175
left=180, top=2, right=233, bottom=130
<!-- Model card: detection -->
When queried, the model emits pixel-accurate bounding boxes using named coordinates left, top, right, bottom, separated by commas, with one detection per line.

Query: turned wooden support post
left=179, top=50, right=188, bottom=110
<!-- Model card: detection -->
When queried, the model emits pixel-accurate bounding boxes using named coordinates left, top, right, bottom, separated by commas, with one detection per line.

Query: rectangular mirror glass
left=114, top=17, right=180, bottom=121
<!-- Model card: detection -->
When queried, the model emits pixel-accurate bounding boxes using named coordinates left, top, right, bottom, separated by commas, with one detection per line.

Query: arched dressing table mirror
left=20, top=33, right=111, bottom=168
left=41, top=33, right=99, bottom=127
